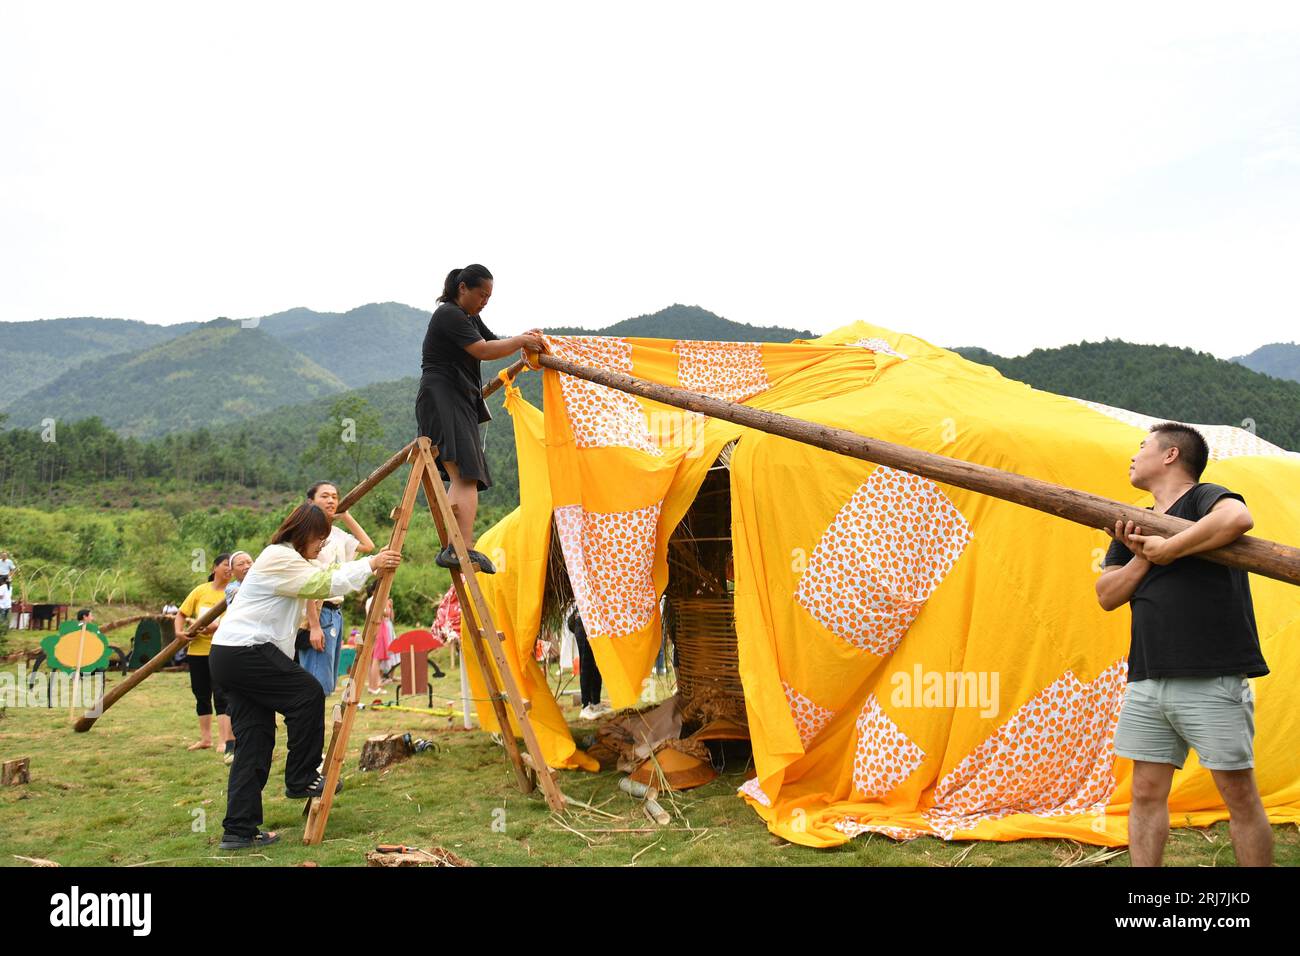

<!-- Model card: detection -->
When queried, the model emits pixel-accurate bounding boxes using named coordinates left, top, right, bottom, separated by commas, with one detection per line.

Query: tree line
left=0, top=413, right=302, bottom=506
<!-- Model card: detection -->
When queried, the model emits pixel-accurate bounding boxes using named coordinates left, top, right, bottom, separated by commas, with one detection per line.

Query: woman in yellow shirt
left=176, top=554, right=233, bottom=756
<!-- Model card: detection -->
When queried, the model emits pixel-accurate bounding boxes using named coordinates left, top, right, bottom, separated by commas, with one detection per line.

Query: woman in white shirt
left=209, top=503, right=401, bottom=850
left=297, top=480, right=374, bottom=696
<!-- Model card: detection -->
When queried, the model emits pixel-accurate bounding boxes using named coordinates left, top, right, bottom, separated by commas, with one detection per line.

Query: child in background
left=363, top=584, right=395, bottom=694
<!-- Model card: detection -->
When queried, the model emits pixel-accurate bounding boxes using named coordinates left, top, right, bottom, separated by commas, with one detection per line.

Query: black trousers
left=187, top=654, right=228, bottom=717
left=574, top=628, right=602, bottom=707
left=209, top=643, right=325, bottom=838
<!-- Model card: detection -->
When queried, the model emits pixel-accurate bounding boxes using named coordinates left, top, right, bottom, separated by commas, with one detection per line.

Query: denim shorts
left=1114, top=675, right=1255, bottom=771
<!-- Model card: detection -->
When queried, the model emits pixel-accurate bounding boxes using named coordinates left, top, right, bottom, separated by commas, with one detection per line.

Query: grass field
left=1, top=623, right=1296, bottom=868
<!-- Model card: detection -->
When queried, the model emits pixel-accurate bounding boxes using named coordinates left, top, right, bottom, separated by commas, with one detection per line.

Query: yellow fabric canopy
left=466, top=322, right=1300, bottom=846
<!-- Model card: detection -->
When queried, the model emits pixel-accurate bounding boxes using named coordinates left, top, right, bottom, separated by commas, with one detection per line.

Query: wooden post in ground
left=2, top=757, right=30, bottom=785
left=358, top=734, right=411, bottom=772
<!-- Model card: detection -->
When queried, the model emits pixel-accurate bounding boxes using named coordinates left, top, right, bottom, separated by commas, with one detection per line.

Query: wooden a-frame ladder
left=302, top=437, right=565, bottom=845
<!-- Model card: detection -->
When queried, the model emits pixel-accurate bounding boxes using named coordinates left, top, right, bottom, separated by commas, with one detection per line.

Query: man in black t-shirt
left=1096, top=422, right=1271, bottom=867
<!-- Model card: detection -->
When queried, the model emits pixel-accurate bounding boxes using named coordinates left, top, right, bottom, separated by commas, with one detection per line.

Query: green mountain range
left=570, top=304, right=813, bottom=342
left=254, top=301, right=432, bottom=387
left=951, top=340, right=1300, bottom=450
left=1232, top=342, right=1300, bottom=384
left=0, top=303, right=810, bottom=428
left=249, top=302, right=814, bottom=388
left=2, top=304, right=811, bottom=439
left=3, top=319, right=347, bottom=437
left=0, top=316, right=203, bottom=401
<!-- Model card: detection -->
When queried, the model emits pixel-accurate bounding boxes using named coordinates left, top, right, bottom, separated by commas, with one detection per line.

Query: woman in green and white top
left=209, top=503, right=401, bottom=850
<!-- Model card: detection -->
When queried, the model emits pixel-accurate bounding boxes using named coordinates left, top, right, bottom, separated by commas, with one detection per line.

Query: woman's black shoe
left=434, top=544, right=496, bottom=575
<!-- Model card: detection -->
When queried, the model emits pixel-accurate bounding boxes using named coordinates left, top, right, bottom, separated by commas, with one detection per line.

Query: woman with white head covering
left=225, top=551, right=253, bottom=605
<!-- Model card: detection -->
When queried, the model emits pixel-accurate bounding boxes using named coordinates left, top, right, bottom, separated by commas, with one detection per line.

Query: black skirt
left=415, top=372, right=492, bottom=491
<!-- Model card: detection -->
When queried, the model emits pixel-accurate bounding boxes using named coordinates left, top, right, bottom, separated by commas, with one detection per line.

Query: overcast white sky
left=2, top=1, right=1298, bottom=357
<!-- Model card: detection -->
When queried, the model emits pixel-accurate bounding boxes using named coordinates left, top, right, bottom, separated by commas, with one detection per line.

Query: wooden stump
left=358, top=734, right=411, bottom=772
left=2, top=757, right=30, bottom=786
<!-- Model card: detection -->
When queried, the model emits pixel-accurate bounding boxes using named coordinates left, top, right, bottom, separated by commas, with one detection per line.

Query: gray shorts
left=1114, top=675, right=1255, bottom=771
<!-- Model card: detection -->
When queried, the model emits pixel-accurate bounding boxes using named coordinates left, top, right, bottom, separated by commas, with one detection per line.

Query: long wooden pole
left=337, top=439, right=416, bottom=514
left=534, top=351, right=1300, bottom=587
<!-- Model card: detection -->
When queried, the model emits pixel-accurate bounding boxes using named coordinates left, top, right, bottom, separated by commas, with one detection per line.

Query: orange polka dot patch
left=783, top=680, right=835, bottom=747
left=852, top=695, right=926, bottom=799
left=546, top=335, right=661, bottom=456
left=795, top=467, right=972, bottom=656
left=923, top=659, right=1128, bottom=838
left=672, top=340, right=770, bottom=403
left=833, top=819, right=927, bottom=842
left=554, top=502, right=662, bottom=639
left=738, top=776, right=773, bottom=807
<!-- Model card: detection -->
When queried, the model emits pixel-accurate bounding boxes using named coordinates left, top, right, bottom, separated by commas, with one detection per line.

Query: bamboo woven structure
left=671, top=594, right=747, bottom=726
left=662, top=451, right=747, bottom=727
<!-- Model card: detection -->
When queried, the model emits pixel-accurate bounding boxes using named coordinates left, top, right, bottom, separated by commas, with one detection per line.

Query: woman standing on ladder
left=416, top=264, right=545, bottom=574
